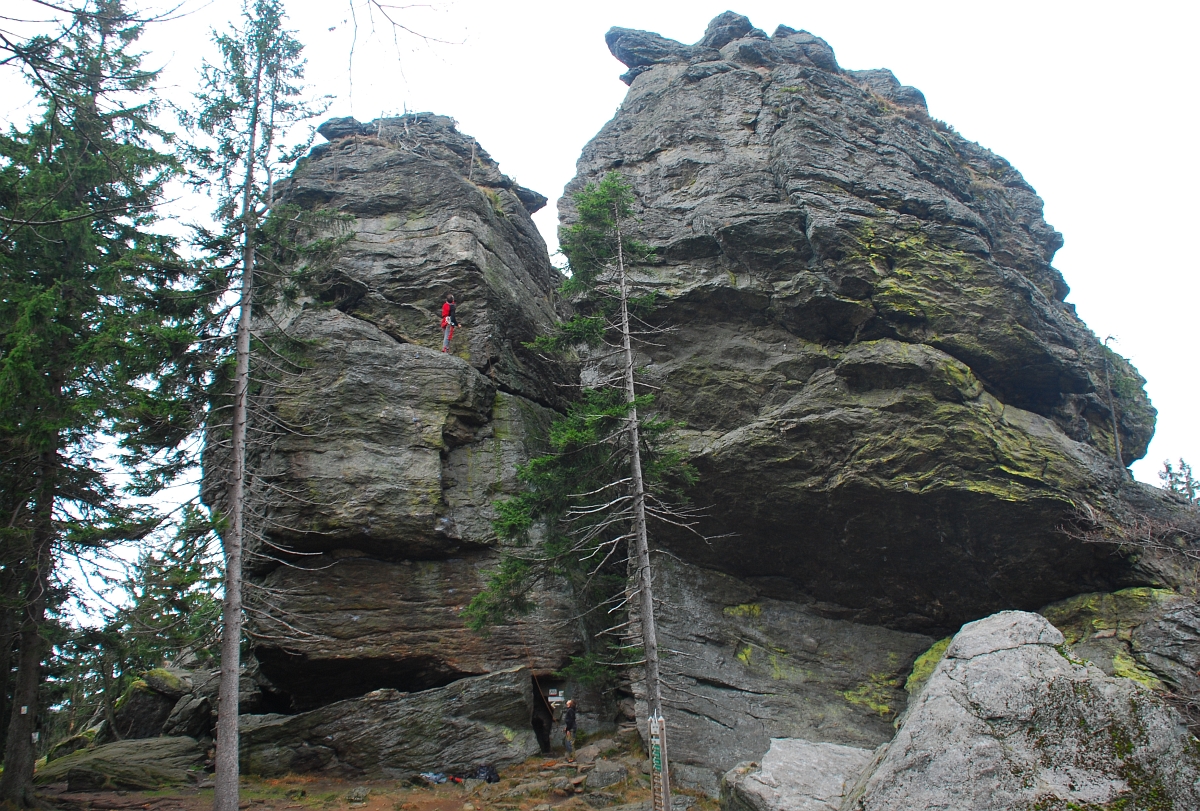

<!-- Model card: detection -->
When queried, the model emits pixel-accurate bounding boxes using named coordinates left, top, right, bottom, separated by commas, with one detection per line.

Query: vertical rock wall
left=202, top=116, right=588, bottom=771
left=562, top=12, right=1181, bottom=791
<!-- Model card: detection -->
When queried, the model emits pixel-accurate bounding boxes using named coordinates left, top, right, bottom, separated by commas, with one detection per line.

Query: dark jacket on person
left=563, top=705, right=577, bottom=732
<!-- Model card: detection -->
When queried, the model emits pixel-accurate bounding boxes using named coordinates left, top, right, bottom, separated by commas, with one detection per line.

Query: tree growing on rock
left=467, top=173, right=699, bottom=800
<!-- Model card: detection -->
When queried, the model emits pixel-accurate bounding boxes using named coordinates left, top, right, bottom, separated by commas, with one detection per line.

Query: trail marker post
left=648, top=712, right=671, bottom=811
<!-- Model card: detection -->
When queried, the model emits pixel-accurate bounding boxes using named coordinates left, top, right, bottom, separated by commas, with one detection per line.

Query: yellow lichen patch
left=724, top=603, right=763, bottom=619
left=1112, top=651, right=1163, bottom=691
left=842, top=673, right=902, bottom=717
left=1042, top=587, right=1179, bottom=645
left=736, top=645, right=754, bottom=666
left=904, top=637, right=951, bottom=696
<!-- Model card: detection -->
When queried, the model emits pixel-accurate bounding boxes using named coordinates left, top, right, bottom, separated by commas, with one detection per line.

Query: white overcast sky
left=4, top=0, right=1197, bottom=485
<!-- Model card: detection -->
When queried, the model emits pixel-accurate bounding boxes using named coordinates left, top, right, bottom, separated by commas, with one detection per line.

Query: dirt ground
left=37, top=751, right=716, bottom=811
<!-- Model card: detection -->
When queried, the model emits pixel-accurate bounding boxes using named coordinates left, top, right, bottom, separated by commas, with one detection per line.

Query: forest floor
left=37, top=745, right=715, bottom=811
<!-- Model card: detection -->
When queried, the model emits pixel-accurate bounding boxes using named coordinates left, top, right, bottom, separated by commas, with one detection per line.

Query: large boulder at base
left=720, top=739, right=874, bottom=811
left=238, top=667, right=538, bottom=777
left=34, top=737, right=206, bottom=790
left=842, top=611, right=1200, bottom=810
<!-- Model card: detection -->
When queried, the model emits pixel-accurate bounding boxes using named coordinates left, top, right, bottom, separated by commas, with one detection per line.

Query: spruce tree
left=182, top=2, right=324, bottom=807
left=0, top=0, right=212, bottom=801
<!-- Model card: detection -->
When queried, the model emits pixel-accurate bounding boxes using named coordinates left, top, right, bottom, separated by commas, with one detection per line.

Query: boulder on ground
left=239, top=666, right=537, bottom=777
left=112, top=679, right=178, bottom=739
left=843, top=611, right=1200, bottom=810
left=720, top=739, right=875, bottom=811
left=584, top=759, right=628, bottom=789
left=45, top=723, right=104, bottom=763
left=34, top=736, right=206, bottom=790
left=576, top=738, right=617, bottom=763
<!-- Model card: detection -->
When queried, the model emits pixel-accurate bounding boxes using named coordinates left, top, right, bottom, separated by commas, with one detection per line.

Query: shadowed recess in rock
left=253, top=649, right=478, bottom=712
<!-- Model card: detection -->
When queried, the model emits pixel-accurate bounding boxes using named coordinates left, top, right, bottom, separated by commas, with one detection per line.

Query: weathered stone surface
left=843, top=611, right=1200, bottom=810
left=35, top=737, right=205, bottom=790
left=141, top=667, right=192, bottom=698
left=251, top=549, right=579, bottom=710
left=635, top=557, right=931, bottom=792
left=239, top=667, right=538, bottom=777
left=720, top=739, right=874, bottom=811
left=584, top=759, right=627, bottom=789
left=567, top=12, right=1164, bottom=632
left=1042, top=586, right=1200, bottom=698
left=112, top=679, right=178, bottom=740
left=162, top=692, right=213, bottom=739
left=199, top=114, right=584, bottom=724
left=284, top=113, right=567, bottom=407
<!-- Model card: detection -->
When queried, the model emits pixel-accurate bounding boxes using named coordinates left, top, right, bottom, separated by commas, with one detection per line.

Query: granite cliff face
left=571, top=12, right=1156, bottom=633
left=185, top=11, right=1198, bottom=802
left=564, top=11, right=1185, bottom=792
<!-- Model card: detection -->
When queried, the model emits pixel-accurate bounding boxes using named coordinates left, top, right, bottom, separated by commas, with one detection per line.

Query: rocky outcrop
left=721, top=739, right=874, bottom=811
left=35, top=737, right=206, bottom=791
left=559, top=11, right=1195, bottom=793
left=112, top=668, right=192, bottom=739
left=567, top=12, right=1159, bottom=633
left=842, top=611, right=1200, bottom=810
left=196, top=113, right=594, bottom=771
left=645, top=557, right=931, bottom=791
left=239, top=667, right=538, bottom=777
left=187, top=9, right=1194, bottom=797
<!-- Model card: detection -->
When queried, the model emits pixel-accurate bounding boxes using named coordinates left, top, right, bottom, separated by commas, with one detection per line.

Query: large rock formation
left=572, top=12, right=1156, bottom=633
left=184, top=9, right=1195, bottom=799
left=198, top=114, right=593, bottom=764
left=563, top=10, right=1184, bottom=791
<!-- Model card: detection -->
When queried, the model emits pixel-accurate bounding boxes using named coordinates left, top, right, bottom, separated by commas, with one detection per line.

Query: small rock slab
left=34, top=736, right=205, bottom=790
left=584, top=759, right=628, bottom=789
left=577, top=737, right=618, bottom=763
left=721, top=739, right=874, bottom=811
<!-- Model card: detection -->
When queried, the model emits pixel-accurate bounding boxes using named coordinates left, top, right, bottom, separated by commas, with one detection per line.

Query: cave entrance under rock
left=531, top=674, right=565, bottom=754
left=255, top=649, right=476, bottom=712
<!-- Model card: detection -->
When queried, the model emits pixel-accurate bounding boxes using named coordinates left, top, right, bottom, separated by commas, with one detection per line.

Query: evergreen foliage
left=466, top=174, right=695, bottom=736
left=1161, top=459, right=1198, bottom=506
left=0, top=1, right=216, bottom=799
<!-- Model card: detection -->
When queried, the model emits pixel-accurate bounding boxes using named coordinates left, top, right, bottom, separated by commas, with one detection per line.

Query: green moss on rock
left=904, top=637, right=951, bottom=696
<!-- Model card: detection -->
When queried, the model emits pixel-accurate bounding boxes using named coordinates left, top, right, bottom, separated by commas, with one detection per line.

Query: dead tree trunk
left=614, top=214, right=670, bottom=808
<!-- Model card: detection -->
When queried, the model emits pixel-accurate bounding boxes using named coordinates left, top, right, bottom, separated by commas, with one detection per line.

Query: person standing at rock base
left=441, top=294, right=458, bottom=352
left=562, top=699, right=577, bottom=762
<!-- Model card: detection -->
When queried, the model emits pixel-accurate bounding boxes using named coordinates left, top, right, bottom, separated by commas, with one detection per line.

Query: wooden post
left=648, top=712, right=671, bottom=811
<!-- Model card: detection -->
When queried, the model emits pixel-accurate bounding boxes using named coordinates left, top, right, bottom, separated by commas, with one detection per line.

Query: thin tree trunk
left=614, top=214, right=670, bottom=808
left=0, top=449, right=55, bottom=806
left=0, top=568, right=22, bottom=761
left=215, top=49, right=265, bottom=811
left=100, top=653, right=122, bottom=741
left=1102, top=349, right=1124, bottom=468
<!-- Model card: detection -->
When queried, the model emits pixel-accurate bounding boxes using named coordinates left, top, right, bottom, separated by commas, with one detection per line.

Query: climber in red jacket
left=441, top=294, right=458, bottom=352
